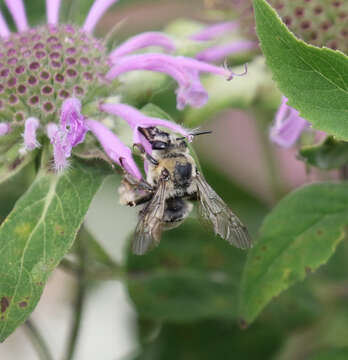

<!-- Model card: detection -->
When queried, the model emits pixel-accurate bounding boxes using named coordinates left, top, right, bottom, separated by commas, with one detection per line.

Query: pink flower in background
left=270, top=96, right=310, bottom=148
left=191, top=21, right=258, bottom=63
left=0, top=0, right=243, bottom=178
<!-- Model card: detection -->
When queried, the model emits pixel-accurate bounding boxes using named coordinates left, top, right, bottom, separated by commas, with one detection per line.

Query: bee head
left=138, top=127, right=188, bottom=153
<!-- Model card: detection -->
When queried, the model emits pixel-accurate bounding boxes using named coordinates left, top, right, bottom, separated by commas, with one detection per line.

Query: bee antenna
left=176, top=130, right=212, bottom=141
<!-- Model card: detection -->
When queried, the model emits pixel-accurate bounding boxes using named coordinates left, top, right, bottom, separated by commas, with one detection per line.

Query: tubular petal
left=106, top=54, right=235, bottom=109
left=83, top=0, right=119, bottom=33
left=46, top=0, right=62, bottom=25
left=23, top=117, right=40, bottom=150
left=0, top=11, right=10, bottom=38
left=109, top=32, right=175, bottom=60
left=107, top=53, right=189, bottom=86
left=176, top=70, right=208, bottom=110
left=50, top=132, right=70, bottom=171
left=46, top=123, right=58, bottom=139
left=270, top=96, right=309, bottom=148
left=196, top=41, right=258, bottom=62
left=100, top=102, right=190, bottom=150
left=108, top=53, right=231, bottom=79
left=60, top=98, right=88, bottom=147
left=4, top=0, right=29, bottom=32
left=191, top=21, right=239, bottom=41
left=86, top=118, right=142, bottom=180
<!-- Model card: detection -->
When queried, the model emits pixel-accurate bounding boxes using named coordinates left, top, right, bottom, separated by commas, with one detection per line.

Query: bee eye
left=151, top=141, right=169, bottom=150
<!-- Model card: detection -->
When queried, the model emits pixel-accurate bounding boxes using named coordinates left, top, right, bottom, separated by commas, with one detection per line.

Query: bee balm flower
left=0, top=0, right=241, bottom=178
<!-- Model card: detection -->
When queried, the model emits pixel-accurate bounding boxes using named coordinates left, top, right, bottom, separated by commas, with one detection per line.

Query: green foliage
left=0, top=144, right=38, bottom=186
left=253, top=0, right=348, bottom=139
left=308, top=348, right=348, bottom=360
left=300, top=137, right=348, bottom=170
left=135, top=320, right=284, bottom=360
left=240, top=183, right=348, bottom=326
left=0, top=153, right=109, bottom=341
left=126, top=163, right=267, bottom=322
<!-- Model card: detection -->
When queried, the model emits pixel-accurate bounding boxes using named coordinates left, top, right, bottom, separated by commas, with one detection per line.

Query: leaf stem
left=59, top=257, right=126, bottom=281
left=24, top=319, right=53, bottom=360
left=64, top=240, right=88, bottom=360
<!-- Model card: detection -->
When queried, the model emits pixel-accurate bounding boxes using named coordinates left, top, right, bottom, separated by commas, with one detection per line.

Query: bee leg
left=129, top=193, right=154, bottom=207
left=122, top=172, right=153, bottom=191
left=133, top=144, right=159, bottom=166
left=119, top=180, right=154, bottom=207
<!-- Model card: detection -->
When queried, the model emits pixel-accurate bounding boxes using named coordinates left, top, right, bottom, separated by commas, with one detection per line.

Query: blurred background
left=1, top=0, right=347, bottom=359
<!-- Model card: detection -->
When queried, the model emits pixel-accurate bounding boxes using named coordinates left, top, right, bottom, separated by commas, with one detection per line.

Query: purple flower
left=270, top=96, right=309, bottom=148
left=190, top=20, right=258, bottom=63
left=108, top=53, right=243, bottom=110
left=109, top=32, right=175, bottom=60
left=47, top=98, right=88, bottom=171
left=196, top=41, right=258, bottom=63
left=191, top=21, right=239, bottom=41
left=0, top=0, right=245, bottom=177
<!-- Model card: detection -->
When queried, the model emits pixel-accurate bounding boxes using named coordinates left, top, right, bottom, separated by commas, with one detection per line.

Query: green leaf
left=0, top=144, right=38, bottom=185
left=0, top=156, right=109, bottom=341
left=135, top=319, right=284, bottom=360
left=300, top=137, right=348, bottom=170
left=239, top=183, right=348, bottom=325
left=126, top=163, right=267, bottom=322
left=253, top=0, right=348, bottom=139
left=127, top=221, right=246, bottom=322
left=308, top=348, right=348, bottom=360
left=141, top=103, right=173, bottom=120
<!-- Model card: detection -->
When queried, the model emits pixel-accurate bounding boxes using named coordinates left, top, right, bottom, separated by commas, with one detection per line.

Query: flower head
left=206, top=0, right=348, bottom=52
left=0, top=0, right=244, bottom=178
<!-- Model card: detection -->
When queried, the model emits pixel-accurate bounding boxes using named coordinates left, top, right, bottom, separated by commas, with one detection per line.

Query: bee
left=119, top=126, right=252, bottom=255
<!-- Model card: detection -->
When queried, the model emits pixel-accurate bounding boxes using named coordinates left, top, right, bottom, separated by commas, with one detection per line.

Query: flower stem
left=340, top=165, right=348, bottom=180
left=64, top=238, right=88, bottom=360
left=24, top=319, right=53, bottom=360
left=251, top=105, right=285, bottom=203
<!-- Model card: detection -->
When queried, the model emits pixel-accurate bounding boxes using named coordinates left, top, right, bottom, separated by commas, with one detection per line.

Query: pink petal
left=109, top=32, right=175, bottom=61
left=4, top=0, right=29, bottom=32
left=46, top=123, right=58, bottom=139
left=46, top=0, right=62, bottom=25
left=60, top=98, right=88, bottom=147
left=83, top=0, right=119, bottom=33
left=86, top=118, right=142, bottom=180
left=196, top=41, right=258, bottom=62
left=23, top=117, right=40, bottom=150
left=191, top=21, right=239, bottom=41
left=0, top=122, right=11, bottom=136
left=270, top=97, right=309, bottom=148
left=100, top=102, right=190, bottom=148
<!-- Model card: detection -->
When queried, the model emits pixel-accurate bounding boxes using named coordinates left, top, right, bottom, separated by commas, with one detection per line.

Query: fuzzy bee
left=119, top=126, right=252, bottom=255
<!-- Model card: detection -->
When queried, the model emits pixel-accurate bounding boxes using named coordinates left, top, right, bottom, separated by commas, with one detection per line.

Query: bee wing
left=132, top=179, right=167, bottom=255
left=195, top=172, right=252, bottom=249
